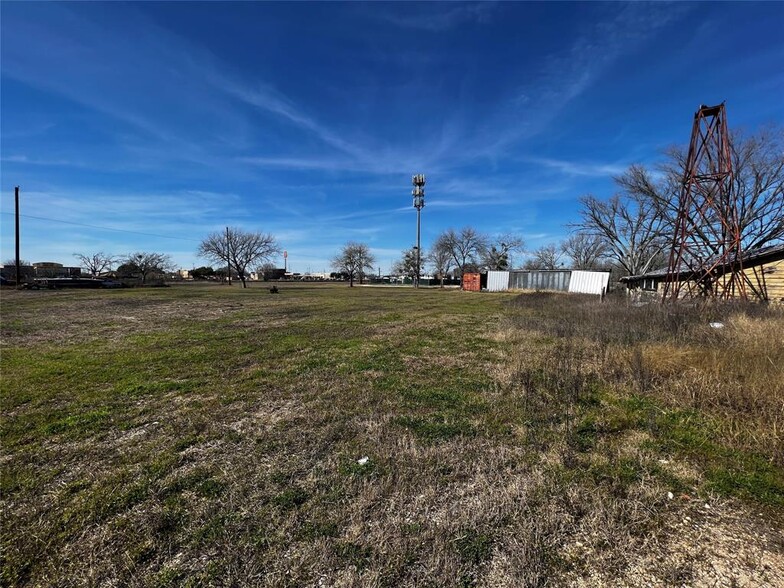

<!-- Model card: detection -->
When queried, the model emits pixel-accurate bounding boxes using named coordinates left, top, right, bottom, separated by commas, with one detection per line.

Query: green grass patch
left=43, top=408, right=112, bottom=436
left=393, top=414, right=476, bottom=442
left=273, top=487, right=310, bottom=510
left=454, top=529, right=494, bottom=565
left=654, top=409, right=784, bottom=506
left=595, top=397, right=784, bottom=506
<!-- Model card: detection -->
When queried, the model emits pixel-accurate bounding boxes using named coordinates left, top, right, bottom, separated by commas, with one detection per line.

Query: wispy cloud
left=401, top=197, right=512, bottom=211
left=0, top=1, right=690, bottom=183
left=1, top=4, right=250, bottom=167
left=220, top=81, right=369, bottom=162
left=476, top=3, right=692, bottom=155
left=522, top=157, right=627, bottom=178
left=376, top=2, right=497, bottom=32
left=240, top=156, right=371, bottom=173
left=232, top=3, right=692, bottom=177
left=322, top=208, right=406, bottom=223
left=1, top=155, right=91, bottom=168
left=0, top=188, right=247, bottom=237
left=0, top=121, right=56, bottom=139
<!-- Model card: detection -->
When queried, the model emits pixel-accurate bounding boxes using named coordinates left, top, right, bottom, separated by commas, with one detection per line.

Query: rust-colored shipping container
left=462, top=272, right=481, bottom=292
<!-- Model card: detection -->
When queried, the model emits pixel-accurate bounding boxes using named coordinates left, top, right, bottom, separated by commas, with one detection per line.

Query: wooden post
left=226, top=226, right=231, bottom=286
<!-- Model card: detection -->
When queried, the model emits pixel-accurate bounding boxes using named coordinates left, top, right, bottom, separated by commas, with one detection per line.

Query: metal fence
left=486, top=271, right=510, bottom=292
left=508, top=270, right=571, bottom=292
left=477, top=269, right=611, bottom=294
left=568, top=270, right=610, bottom=295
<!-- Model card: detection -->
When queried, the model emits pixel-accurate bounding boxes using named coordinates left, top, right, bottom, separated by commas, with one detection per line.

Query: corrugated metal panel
left=462, top=273, right=481, bottom=292
left=509, top=270, right=571, bottom=292
left=486, top=271, right=510, bottom=292
left=568, top=270, right=611, bottom=295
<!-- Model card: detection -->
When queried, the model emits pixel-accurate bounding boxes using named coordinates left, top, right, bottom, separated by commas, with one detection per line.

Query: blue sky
left=2, top=1, right=783, bottom=273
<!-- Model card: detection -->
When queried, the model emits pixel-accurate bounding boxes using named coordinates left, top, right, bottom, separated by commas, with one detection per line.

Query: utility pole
left=15, top=186, right=21, bottom=287
left=226, top=226, right=231, bottom=286
left=412, top=174, right=426, bottom=288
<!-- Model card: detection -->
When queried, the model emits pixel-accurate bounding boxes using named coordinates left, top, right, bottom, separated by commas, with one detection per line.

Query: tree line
left=69, top=228, right=281, bottom=288
left=69, top=251, right=175, bottom=285
left=67, top=124, right=781, bottom=288
left=388, top=124, right=781, bottom=284
left=385, top=229, right=609, bottom=287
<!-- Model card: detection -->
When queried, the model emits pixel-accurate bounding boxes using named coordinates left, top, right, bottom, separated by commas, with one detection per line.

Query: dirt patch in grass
left=561, top=498, right=784, bottom=587
left=0, top=288, right=233, bottom=348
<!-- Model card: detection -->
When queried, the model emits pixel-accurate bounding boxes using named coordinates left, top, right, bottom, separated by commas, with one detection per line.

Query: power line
left=0, top=211, right=201, bottom=242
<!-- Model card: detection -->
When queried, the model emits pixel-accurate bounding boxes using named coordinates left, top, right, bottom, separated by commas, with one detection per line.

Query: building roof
left=621, top=242, right=784, bottom=283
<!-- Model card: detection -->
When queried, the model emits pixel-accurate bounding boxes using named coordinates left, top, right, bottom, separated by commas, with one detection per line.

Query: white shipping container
left=568, top=270, right=610, bottom=295
left=486, top=271, right=510, bottom=292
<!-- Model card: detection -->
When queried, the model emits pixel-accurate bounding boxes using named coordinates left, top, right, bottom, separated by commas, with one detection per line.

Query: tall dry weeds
left=505, top=292, right=784, bottom=462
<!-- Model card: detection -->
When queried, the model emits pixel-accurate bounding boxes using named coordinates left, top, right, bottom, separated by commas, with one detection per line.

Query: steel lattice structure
left=663, top=103, right=759, bottom=302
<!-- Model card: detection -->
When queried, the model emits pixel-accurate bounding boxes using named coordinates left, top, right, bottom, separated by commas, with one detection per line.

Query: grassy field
left=2, top=283, right=783, bottom=587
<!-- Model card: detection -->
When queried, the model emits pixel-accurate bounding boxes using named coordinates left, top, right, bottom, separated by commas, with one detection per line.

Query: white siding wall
left=486, top=271, right=510, bottom=292
left=568, top=270, right=610, bottom=295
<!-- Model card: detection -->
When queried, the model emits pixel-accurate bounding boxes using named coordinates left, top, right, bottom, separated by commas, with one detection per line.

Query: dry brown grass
left=505, top=292, right=784, bottom=461
left=625, top=312, right=784, bottom=458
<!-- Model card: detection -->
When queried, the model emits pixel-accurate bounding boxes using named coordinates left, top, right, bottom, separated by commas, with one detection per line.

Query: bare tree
left=615, top=125, right=783, bottom=261
left=574, top=189, right=668, bottom=277
left=561, top=233, right=608, bottom=269
left=331, top=242, right=376, bottom=287
left=524, top=244, right=565, bottom=270
left=728, top=127, right=784, bottom=249
left=482, top=233, right=525, bottom=270
left=198, top=227, right=280, bottom=288
left=438, top=227, right=488, bottom=277
left=73, top=251, right=117, bottom=277
left=392, top=248, right=418, bottom=280
left=427, top=235, right=454, bottom=288
left=121, top=252, right=174, bottom=284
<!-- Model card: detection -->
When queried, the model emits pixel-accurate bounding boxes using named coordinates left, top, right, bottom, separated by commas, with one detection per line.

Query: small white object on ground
left=709, top=322, right=725, bottom=329
left=357, top=456, right=369, bottom=466
left=667, top=492, right=674, bottom=500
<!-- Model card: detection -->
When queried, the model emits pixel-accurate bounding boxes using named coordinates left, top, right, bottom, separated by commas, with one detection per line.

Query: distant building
left=261, top=267, right=286, bottom=281
left=620, top=243, right=784, bottom=302
left=302, top=272, right=331, bottom=281
left=0, top=262, right=81, bottom=281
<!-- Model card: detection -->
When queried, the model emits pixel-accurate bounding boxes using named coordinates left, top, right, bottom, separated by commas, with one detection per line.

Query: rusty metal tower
left=662, top=103, right=753, bottom=302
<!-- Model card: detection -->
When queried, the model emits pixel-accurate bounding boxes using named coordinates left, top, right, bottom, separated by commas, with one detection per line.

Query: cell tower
left=662, top=103, right=754, bottom=302
left=412, top=174, right=425, bottom=289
